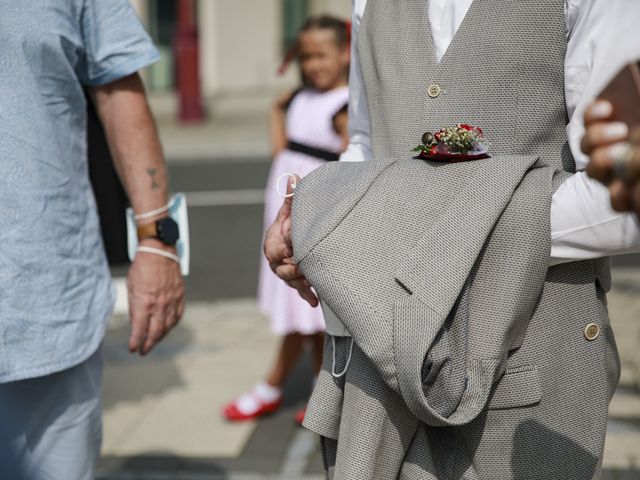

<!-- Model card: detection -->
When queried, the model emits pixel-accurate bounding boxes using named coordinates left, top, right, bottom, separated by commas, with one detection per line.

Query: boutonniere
left=412, top=124, right=490, bottom=161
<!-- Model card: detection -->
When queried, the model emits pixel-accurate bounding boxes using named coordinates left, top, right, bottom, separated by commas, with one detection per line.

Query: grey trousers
left=0, top=346, right=103, bottom=480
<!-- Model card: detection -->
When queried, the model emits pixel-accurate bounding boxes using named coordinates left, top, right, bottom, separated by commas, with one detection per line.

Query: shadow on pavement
left=98, top=351, right=322, bottom=478
left=101, top=322, right=194, bottom=411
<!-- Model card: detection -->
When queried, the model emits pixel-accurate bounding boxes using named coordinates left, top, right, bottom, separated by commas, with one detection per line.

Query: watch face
left=157, top=217, right=180, bottom=245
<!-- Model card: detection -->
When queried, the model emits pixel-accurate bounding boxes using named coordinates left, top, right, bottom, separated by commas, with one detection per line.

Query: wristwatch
left=137, top=217, right=180, bottom=246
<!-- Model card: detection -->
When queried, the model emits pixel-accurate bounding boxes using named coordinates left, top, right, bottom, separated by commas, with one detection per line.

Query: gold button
left=427, top=84, right=442, bottom=98
left=584, top=323, right=600, bottom=341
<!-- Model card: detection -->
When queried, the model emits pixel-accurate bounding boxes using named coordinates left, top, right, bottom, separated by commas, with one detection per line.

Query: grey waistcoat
left=290, top=1, right=620, bottom=479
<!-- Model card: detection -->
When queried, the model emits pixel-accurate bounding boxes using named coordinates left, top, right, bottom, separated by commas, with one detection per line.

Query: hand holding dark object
left=582, top=100, right=640, bottom=212
left=263, top=175, right=319, bottom=308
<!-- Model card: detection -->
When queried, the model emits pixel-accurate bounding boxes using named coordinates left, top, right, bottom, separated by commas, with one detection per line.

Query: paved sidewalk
left=98, top=268, right=640, bottom=479
left=603, top=268, right=640, bottom=476
left=150, top=92, right=272, bottom=164
left=99, top=300, right=324, bottom=479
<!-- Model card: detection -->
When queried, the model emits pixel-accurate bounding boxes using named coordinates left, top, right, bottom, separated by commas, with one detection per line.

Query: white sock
left=235, top=382, right=282, bottom=415
left=254, top=381, right=282, bottom=402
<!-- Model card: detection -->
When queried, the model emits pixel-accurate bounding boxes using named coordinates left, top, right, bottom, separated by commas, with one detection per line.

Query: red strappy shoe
left=294, top=406, right=307, bottom=425
left=222, top=388, right=282, bottom=422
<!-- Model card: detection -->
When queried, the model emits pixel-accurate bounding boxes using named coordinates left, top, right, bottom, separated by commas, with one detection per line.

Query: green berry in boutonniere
left=413, top=124, right=489, bottom=161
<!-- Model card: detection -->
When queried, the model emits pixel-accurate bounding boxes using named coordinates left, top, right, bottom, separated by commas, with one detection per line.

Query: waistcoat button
left=427, top=84, right=442, bottom=98
left=584, top=323, right=600, bottom=341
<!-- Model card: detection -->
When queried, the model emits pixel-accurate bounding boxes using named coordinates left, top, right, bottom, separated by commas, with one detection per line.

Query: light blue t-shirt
left=0, top=0, right=159, bottom=382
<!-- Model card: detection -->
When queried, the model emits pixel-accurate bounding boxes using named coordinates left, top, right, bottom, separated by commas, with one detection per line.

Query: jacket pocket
left=487, top=365, right=542, bottom=410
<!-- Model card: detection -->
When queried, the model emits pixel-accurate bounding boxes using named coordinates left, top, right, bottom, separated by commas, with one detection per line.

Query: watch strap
left=137, top=222, right=159, bottom=241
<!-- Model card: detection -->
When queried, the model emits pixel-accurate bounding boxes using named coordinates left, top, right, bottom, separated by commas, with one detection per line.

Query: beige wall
left=137, top=0, right=352, bottom=97
left=309, top=0, right=352, bottom=19
left=199, top=0, right=291, bottom=96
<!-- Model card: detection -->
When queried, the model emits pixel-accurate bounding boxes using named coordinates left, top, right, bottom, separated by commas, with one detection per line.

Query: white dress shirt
left=344, top=0, right=640, bottom=264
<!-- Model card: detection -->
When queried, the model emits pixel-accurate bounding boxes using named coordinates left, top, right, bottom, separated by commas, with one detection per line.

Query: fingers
left=584, top=100, right=614, bottom=126
left=282, top=215, right=293, bottom=255
left=581, top=121, right=629, bottom=155
left=264, top=223, right=291, bottom=265
left=142, top=312, right=167, bottom=355
left=127, top=253, right=185, bottom=356
left=148, top=284, right=185, bottom=355
left=128, top=293, right=166, bottom=356
left=288, top=278, right=319, bottom=307
left=264, top=176, right=298, bottom=264
left=275, top=175, right=299, bottom=222
left=264, top=173, right=316, bottom=305
left=609, top=179, right=634, bottom=212
left=587, top=142, right=640, bottom=185
left=272, top=260, right=305, bottom=282
left=128, top=303, right=150, bottom=354
left=176, top=297, right=186, bottom=324
left=142, top=289, right=185, bottom=356
left=269, top=252, right=317, bottom=306
left=585, top=144, right=618, bottom=185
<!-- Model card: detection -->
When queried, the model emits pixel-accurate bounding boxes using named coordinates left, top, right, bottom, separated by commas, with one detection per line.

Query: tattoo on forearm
left=146, top=168, right=160, bottom=191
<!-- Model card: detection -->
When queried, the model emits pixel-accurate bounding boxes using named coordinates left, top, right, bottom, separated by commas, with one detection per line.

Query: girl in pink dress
left=223, top=16, right=350, bottom=422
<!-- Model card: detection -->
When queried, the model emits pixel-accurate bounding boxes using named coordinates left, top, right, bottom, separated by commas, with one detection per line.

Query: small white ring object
left=136, top=246, right=180, bottom=264
left=331, top=336, right=355, bottom=378
left=276, top=173, right=298, bottom=198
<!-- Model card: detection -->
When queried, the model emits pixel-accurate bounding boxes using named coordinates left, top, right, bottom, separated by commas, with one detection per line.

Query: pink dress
left=258, top=86, right=349, bottom=336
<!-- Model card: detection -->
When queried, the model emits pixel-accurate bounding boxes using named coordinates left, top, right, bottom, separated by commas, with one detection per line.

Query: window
left=147, top=1, right=177, bottom=91
left=282, top=0, right=310, bottom=50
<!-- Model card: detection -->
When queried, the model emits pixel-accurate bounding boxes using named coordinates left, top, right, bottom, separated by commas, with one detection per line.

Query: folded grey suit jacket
left=289, top=0, right=620, bottom=479
left=292, top=153, right=559, bottom=426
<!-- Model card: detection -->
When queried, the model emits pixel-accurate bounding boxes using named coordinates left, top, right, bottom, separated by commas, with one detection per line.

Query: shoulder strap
left=282, top=87, right=304, bottom=112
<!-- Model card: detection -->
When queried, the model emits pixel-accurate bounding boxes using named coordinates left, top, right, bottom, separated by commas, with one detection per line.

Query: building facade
left=129, top=0, right=351, bottom=99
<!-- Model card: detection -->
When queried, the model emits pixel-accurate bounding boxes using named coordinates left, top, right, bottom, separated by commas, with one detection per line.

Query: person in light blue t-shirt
left=0, top=1, right=185, bottom=478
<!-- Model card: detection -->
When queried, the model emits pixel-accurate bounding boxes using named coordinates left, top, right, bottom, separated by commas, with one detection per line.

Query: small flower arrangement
left=413, top=124, right=489, bottom=160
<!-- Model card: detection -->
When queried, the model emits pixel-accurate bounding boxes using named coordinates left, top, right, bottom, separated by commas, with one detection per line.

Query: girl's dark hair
left=298, top=15, right=350, bottom=48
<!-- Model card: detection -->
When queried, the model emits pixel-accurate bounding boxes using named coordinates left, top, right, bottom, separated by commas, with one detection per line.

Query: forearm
left=89, top=73, right=169, bottom=220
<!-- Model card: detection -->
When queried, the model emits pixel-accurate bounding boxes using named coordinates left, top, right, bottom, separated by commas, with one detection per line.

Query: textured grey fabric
left=292, top=0, right=619, bottom=478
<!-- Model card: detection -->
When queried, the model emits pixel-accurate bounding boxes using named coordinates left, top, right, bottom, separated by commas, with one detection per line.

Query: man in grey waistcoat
left=266, top=0, right=640, bottom=479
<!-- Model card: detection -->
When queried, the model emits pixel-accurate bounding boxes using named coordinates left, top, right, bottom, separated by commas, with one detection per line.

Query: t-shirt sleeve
left=77, top=0, right=160, bottom=86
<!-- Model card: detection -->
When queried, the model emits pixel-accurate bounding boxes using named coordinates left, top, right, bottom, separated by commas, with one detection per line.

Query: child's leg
left=309, top=332, right=325, bottom=375
left=292, top=332, right=326, bottom=424
left=223, top=333, right=306, bottom=421
left=266, top=332, right=306, bottom=387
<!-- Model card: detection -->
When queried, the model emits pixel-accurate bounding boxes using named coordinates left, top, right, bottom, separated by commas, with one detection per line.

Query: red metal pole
left=174, top=0, right=204, bottom=123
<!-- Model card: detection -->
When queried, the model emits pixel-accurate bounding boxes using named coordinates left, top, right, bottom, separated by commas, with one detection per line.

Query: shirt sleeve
left=340, top=0, right=373, bottom=163
left=550, top=173, right=640, bottom=265
left=76, top=0, right=160, bottom=86
left=549, top=0, right=640, bottom=264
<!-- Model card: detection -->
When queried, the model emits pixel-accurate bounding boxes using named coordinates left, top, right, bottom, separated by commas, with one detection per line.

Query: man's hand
left=127, top=239, right=185, bottom=355
left=264, top=175, right=319, bottom=307
left=582, top=100, right=640, bottom=212
left=90, top=74, right=185, bottom=354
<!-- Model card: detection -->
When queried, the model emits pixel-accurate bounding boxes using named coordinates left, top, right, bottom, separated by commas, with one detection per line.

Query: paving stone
left=100, top=265, right=640, bottom=477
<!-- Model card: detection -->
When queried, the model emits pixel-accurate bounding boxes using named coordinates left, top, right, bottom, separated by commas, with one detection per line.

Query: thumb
left=276, top=174, right=299, bottom=221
